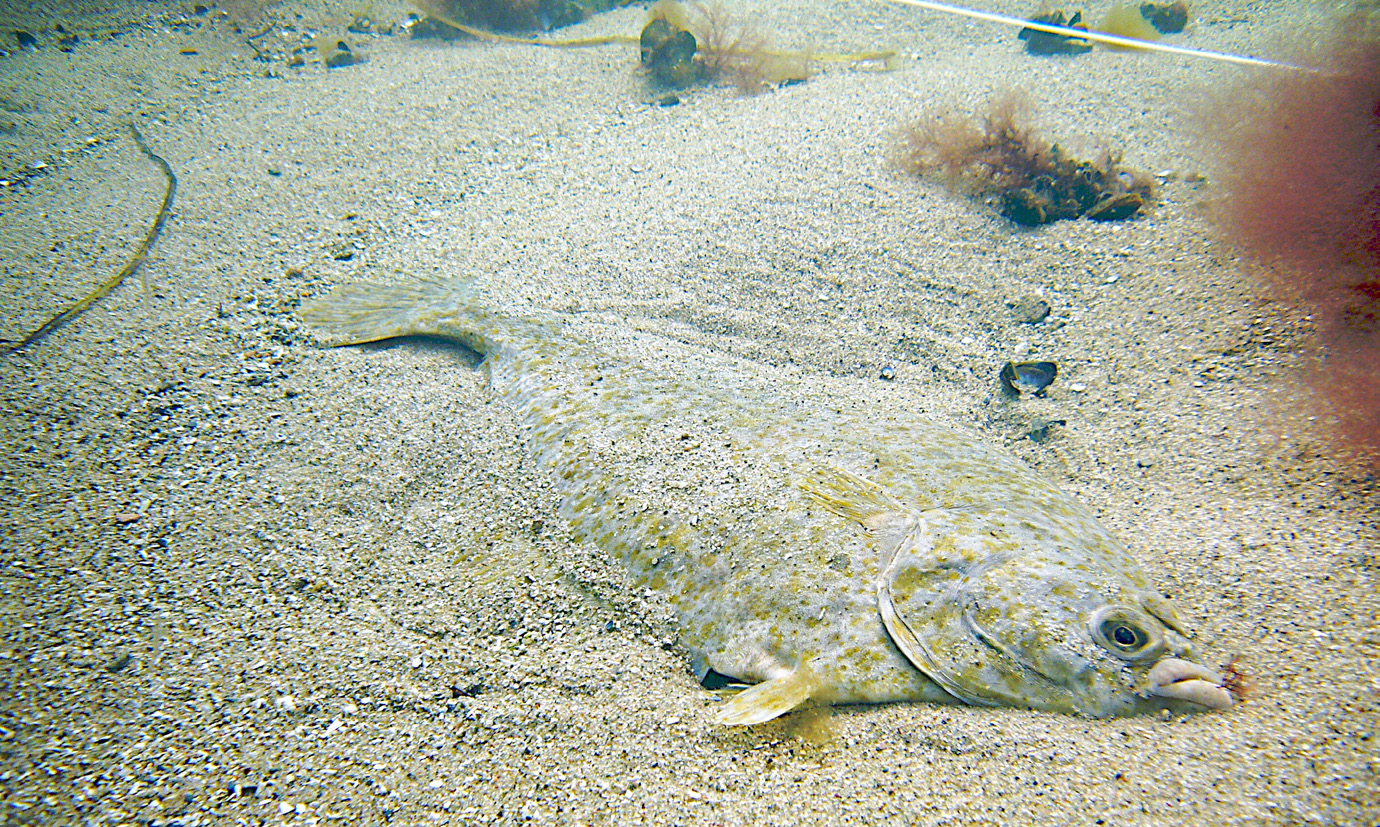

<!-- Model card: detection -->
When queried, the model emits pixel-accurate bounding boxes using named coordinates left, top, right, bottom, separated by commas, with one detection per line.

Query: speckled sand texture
left=0, top=0, right=1376, bottom=824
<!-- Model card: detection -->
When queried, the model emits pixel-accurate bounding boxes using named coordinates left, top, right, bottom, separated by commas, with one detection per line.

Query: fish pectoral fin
left=713, top=664, right=820, bottom=726
left=798, top=463, right=906, bottom=530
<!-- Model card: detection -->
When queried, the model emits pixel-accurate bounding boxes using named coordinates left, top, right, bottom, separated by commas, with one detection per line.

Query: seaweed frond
left=0, top=125, right=176, bottom=356
left=1096, top=3, right=1160, bottom=46
left=689, top=3, right=810, bottom=93
left=896, top=92, right=1153, bottom=225
left=896, top=91, right=1046, bottom=193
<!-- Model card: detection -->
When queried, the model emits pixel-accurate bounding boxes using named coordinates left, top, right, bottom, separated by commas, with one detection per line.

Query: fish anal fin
left=713, top=664, right=820, bottom=726
left=798, top=463, right=906, bottom=530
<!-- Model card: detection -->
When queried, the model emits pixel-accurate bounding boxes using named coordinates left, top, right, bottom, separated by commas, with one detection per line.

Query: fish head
left=878, top=507, right=1234, bottom=717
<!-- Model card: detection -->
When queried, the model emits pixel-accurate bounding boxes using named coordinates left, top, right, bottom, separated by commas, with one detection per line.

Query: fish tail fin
left=302, top=275, right=545, bottom=358
left=301, top=276, right=471, bottom=347
left=714, top=663, right=821, bottom=726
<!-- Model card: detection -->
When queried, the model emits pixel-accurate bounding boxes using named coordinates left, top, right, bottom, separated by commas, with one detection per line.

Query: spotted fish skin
left=303, top=278, right=1234, bottom=724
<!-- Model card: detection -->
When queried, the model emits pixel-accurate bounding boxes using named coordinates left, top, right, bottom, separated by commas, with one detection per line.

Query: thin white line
left=887, top=0, right=1316, bottom=71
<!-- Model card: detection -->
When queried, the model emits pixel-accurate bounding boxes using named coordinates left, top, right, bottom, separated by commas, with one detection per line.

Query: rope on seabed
left=419, top=6, right=896, bottom=67
left=0, top=123, right=176, bottom=357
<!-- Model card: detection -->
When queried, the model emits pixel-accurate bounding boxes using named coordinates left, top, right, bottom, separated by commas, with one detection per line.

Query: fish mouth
left=1146, top=658, right=1235, bottom=710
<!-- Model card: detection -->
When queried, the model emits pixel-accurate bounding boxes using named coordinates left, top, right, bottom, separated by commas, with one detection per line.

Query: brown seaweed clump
left=640, top=1, right=812, bottom=93
left=896, top=93, right=1154, bottom=226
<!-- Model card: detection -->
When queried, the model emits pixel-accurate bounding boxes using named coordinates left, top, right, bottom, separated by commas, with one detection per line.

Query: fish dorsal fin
left=800, top=462, right=925, bottom=571
left=798, top=463, right=905, bottom=530
left=713, top=662, right=821, bottom=726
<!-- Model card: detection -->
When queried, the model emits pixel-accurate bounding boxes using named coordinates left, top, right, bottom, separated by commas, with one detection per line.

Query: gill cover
left=876, top=509, right=1086, bottom=713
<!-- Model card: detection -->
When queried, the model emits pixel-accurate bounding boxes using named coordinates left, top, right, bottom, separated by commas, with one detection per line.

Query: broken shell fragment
left=1086, top=190, right=1145, bottom=221
left=1000, top=361, right=1058, bottom=396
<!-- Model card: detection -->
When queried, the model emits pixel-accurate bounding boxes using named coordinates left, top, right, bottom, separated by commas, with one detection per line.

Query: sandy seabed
left=0, top=0, right=1376, bottom=824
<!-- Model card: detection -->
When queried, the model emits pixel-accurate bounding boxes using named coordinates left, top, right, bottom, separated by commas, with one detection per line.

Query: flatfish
left=303, top=278, right=1234, bottom=724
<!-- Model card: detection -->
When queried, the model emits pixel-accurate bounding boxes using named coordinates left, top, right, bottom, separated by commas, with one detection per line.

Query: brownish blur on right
left=1203, top=4, right=1380, bottom=465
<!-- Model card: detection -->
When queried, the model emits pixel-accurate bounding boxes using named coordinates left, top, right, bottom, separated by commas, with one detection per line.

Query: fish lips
left=1145, top=657, right=1235, bottom=710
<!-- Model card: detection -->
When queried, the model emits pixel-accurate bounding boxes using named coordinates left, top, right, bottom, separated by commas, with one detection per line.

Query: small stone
left=879, top=365, right=896, bottom=381
left=114, top=512, right=140, bottom=525
left=322, top=41, right=363, bottom=68
left=1028, top=418, right=1066, bottom=444
left=275, top=695, right=298, bottom=712
left=1140, top=1, right=1190, bottom=33
left=1010, top=297, right=1051, bottom=324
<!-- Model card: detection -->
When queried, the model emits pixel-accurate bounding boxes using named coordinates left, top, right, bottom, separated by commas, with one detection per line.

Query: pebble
left=1010, top=297, right=1052, bottom=324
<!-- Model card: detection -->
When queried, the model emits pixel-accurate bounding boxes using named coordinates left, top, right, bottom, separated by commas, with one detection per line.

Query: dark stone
left=1086, top=191, right=1145, bottom=221
left=1018, top=10, right=1093, bottom=56
left=641, top=17, right=698, bottom=87
left=1141, top=1, right=1190, bottom=33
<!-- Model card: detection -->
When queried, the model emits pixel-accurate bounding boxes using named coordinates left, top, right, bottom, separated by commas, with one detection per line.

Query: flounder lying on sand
left=303, top=278, right=1235, bottom=724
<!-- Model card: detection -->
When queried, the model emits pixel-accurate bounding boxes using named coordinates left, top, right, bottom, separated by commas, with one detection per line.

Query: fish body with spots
left=303, top=278, right=1234, bottom=724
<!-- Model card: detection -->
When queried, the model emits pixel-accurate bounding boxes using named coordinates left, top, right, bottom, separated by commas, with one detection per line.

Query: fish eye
left=1109, top=622, right=1143, bottom=647
left=1089, top=606, right=1164, bottom=661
